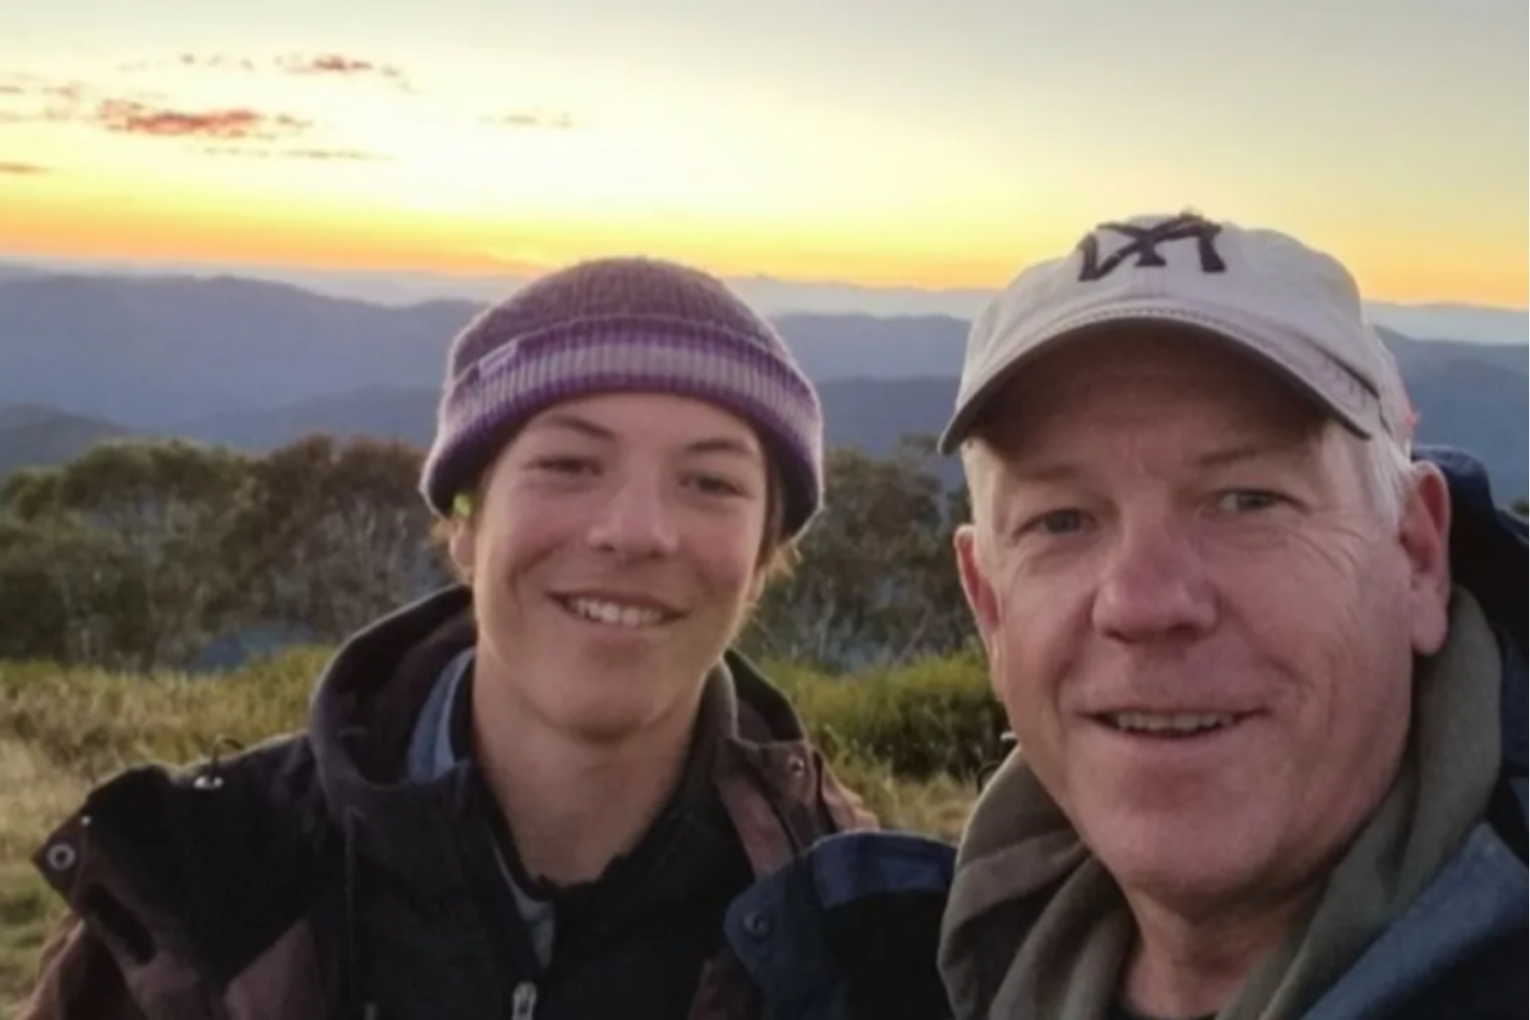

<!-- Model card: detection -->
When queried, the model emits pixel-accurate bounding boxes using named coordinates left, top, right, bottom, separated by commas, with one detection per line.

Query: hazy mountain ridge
left=0, top=274, right=979, bottom=426
left=0, top=405, right=132, bottom=479
left=0, top=272, right=1524, bottom=500
left=3, top=258, right=1526, bottom=344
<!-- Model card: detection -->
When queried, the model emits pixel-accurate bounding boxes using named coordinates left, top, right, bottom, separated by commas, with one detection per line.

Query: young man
left=20, top=257, right=956, bottom=1019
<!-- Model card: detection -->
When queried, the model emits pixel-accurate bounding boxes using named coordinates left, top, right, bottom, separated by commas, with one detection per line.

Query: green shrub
left=0, top=649, right=325, bottom=782
left=0, top=644, right=1006, bottom=786
left=767, top=648, right=1007, bottom=780
left=827, top=750, right=977, bottom=842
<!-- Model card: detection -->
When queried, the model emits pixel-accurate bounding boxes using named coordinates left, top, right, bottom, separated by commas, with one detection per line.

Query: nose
left=585, top=475, right=681, bottom=561
left=1091, top=515, right=1217, bottom=643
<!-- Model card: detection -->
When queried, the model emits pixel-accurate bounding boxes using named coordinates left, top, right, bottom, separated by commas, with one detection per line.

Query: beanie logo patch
left=474, top=338, right=523, bottom=381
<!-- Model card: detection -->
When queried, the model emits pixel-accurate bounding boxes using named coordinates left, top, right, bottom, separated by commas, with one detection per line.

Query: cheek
left=1217, top=530, right=1414, bottom=750
left=1217, top=524, right=1386, bottom=668
left=691, top=531, right=762, bottom=604
left=989, top=563, right=1090, bottom=735
left=1311, top=549, right=1415, bottom=720
left=686, top=502, right=769, bottom=589
left=475, top=501, right=577, bottom=590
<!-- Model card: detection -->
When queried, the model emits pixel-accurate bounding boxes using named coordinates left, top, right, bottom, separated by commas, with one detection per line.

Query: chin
left=543, top=686, right=679, bottom=744
left=1088, top=813, right=1279, bottom=911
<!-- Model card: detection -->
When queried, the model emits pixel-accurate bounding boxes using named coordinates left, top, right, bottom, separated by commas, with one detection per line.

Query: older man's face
left=955, top=330, right=1451, bottom=912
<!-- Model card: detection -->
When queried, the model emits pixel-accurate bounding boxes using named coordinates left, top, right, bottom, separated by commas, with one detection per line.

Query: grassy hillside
left=0, top=650, right=994, bottom=1013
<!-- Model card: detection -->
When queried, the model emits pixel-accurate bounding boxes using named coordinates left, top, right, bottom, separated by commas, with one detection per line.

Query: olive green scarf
left=938, top=588, right=1503, bottom=1020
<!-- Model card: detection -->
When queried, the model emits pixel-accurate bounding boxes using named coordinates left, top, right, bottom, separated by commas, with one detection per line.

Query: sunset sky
left=1, top=0, right=1525, bottom=305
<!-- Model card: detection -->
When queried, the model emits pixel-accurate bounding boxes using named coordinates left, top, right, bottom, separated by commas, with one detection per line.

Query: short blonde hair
left=1352, top=431, right=1414, bottom=527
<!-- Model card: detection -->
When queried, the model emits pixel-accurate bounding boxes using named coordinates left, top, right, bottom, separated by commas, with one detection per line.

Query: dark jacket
left=721, top=830, right=959, bottom=1020
left=19, top=586, right=901, bottom=1020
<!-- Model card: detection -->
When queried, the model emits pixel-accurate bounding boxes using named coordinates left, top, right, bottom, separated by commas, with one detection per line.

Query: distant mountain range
left=3, top=256, right=1527, bottom=345
left=0, top=273, right=976, bottom=427
left=0, top=271, right=1525, bottom=501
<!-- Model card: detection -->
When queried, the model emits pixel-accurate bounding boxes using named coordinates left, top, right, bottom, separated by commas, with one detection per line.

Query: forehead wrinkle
left=980, top=337, right=1330, bottom=480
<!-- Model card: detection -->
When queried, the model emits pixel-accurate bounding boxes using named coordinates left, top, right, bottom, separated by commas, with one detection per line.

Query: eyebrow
left=685, top=437, right=763, bottom=461
left=530, top=412, right=615, bottom=442
left=1194, top=437, right=1313, bottom=470
left=1005, top=460, right=1087, bottom=485
left=1002, top=437, right=1311, bottom=484
left=527, top=412, right=762, bottom=460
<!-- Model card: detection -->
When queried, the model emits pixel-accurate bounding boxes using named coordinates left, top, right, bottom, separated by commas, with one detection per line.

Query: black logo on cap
left=1076, top=212, right=1227, bottom=281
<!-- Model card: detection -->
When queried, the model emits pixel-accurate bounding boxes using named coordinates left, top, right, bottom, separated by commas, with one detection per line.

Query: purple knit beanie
left=420, top=256, right=824, bottom=539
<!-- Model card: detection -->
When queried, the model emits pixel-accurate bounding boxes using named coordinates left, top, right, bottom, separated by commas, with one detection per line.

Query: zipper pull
left=511, top=981, right=538, bottom=1020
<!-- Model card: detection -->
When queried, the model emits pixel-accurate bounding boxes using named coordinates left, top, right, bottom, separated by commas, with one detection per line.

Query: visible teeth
left=1110, top=712, right=1233, bottom=734
left=568, top=598, right=665, bottom=628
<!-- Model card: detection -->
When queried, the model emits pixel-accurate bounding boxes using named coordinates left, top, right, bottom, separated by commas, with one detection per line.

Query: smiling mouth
left=1097, top=711, right=1244, bottom=738
left=555, top=595, right=677, bottom=630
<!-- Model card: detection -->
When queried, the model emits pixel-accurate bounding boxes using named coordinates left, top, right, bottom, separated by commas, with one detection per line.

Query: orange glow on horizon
left=4, top=4, right=1522, bottom=315
left=3, top=179, right=1525, bottom=308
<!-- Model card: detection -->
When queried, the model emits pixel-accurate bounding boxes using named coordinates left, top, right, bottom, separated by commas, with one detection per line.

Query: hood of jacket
left=304, top=584, right=868, bottom=883
left=1395, top=445, right=1526, bottom=815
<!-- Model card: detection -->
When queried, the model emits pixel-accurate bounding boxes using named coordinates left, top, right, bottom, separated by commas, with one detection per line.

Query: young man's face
left=451, top=391, right=773, bottom=744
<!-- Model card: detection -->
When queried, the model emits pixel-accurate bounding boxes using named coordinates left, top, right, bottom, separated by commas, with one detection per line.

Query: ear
left=746, top=565, right=769, bottom=608
left=747, top=530, right=786, bottom=608
left=447, top=515, right=478, bottom=587
left=1398, top=462, right=1452, bottom=655
left=954, top=524, right=1001, bottom=653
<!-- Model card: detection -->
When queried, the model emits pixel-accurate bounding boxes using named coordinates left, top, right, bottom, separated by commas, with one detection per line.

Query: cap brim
left=937, top=311, right=1383, bottom=456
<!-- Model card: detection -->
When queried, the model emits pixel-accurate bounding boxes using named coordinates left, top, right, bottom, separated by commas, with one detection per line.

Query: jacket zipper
left=512, top=980, right=538, bottom=1019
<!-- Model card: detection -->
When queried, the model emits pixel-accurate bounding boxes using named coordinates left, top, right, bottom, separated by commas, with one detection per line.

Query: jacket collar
left=1416, top=446, right=1528, bottom=819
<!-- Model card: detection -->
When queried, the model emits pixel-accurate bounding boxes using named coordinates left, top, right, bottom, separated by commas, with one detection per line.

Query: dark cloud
left=118, top=55, right=259, bottom=73
left=485, top=109, right=574, bottom=131
left=202, top=145, right=387, bottom=162
left=0, top=72, right=353, bottom=160
left=0, top=161, right=49, bottom=174
left=280, top=54, right=402, bottom=79
left=117, top=53, right=411, bottom=90
left=0, top=76, right=166, bottom=125
left=0, top=79, right=78, bottom=125
left=178, top=53, right=259, bottom=72
left=278, top=53, right=415, bottom=93
left=0, top=76, right=89, bottom=103
left=96, top=100, right=311, bottom=140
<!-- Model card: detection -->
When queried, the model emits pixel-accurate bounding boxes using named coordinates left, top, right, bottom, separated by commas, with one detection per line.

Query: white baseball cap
left=937, top=211, right=1414, bottom=455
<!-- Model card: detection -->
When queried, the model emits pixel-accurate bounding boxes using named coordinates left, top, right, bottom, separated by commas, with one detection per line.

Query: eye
left=1026, top=508, right=1090, bottom=536
left=531, top=456, right=598, bottom=477
left=687, top=472, right=746, bottom=498
left=1217, top=489, right=1283, bottom=513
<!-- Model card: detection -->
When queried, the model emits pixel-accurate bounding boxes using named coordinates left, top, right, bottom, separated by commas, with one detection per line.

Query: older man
left=935, top=212, right=1527, bottom=1020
